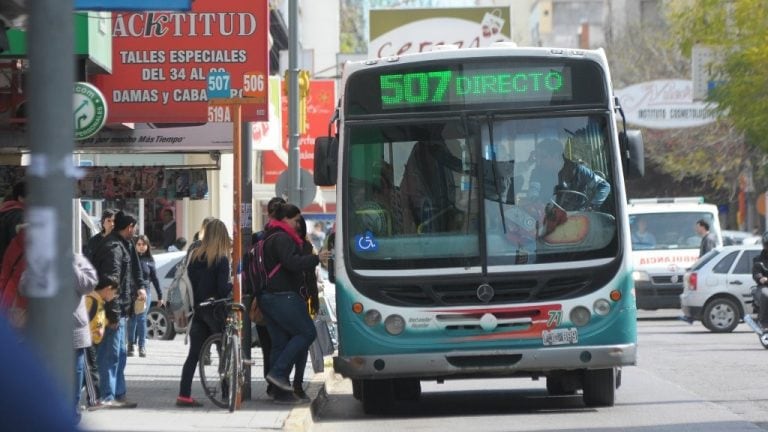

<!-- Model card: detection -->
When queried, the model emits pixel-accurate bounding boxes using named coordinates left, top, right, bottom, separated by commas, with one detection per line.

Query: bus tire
left=361, top=379, right=394, bottom=415
left=546, top=372, right=578, bottom=396
left=582, top=368, right=615, bottom=407
left=393, top=378, right=421, bottom=401
left=352, top=379, right=363, bottom=401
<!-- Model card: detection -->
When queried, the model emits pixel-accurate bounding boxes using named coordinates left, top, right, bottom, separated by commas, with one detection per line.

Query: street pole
left=288, top=0, right=300, bottom=205
left=241, top=115, right=253, bottom=400
left=26, top=0, right=76, bottom=404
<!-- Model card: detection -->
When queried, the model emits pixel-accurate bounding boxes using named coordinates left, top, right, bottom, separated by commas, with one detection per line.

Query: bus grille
left=379, top=276, right=592, bottom=306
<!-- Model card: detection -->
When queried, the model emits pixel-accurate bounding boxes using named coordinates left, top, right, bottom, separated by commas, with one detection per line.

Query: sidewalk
left=78, top=338, right=323, bottom=432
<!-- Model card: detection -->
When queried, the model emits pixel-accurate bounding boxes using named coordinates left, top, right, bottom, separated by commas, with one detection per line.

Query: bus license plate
left=542, top=328, right=578, bottom=346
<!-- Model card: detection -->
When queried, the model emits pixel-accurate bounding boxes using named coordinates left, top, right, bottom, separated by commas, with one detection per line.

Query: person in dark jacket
left=91, top=211, right=147, bottom=408
left=752, top=232, right=768, bottom=328
left=260, top=203, right=330, bottom=404
left=83, top=209, right=116, bottom=262
left=177, top=218, right=232, bottom=407
left=0, top=180, right=25, bottom=261
left=127, top=234, right=161, bottom=358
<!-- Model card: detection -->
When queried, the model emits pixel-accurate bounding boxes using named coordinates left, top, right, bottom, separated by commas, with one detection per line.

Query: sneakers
left=86, top=402, right=108, bottom=411
left=102, top=399, right=138, bottom=409
left=273, top=392, right=307, bottom=405
left=176, top=396, right=203, bottom=407
left=266, top=383, right=276, bottom=397
left=294, top=387, right=310, bottom=402
left=139, top=347, right=146, bottom=357
left=266, top=373, right=293, bottom=392
left=127, top=344, right=135, bottom=357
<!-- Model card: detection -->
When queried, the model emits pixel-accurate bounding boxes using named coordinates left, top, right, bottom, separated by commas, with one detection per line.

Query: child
left=128, top=234, right=161, bottom=357
left=84, top=281, right=118, bottom=409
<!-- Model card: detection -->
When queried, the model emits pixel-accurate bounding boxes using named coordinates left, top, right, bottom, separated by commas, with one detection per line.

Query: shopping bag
left=481, top=9, right=505, bottom=38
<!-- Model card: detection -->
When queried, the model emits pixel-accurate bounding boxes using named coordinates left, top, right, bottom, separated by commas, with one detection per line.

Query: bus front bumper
left=333, top=343, right=637, bottom=380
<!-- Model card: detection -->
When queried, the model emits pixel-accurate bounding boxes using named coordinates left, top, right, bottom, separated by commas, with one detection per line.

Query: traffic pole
left=232, top=103, right=243, bottom=408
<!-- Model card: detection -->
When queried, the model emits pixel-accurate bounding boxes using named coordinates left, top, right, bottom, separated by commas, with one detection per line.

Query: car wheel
left=702, top=297, right=740, bottom=333
left=147, top=306, right=176, bottom=340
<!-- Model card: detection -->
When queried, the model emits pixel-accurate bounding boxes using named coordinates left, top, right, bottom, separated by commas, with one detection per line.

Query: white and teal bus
left=314, top=45, right=644, bottom=414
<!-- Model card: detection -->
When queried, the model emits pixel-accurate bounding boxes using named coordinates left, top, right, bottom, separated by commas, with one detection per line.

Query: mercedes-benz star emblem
left=477, top=283, right=494, bottom=303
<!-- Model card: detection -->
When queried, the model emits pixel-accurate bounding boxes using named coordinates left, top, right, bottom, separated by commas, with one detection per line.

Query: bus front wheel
left=361, top=379, right=394, bottom=415
left=352, top=379, right=363, bottom=401
left=393, top=378, right=421, bottom=401
left=582, top=368, right=616, bottom=407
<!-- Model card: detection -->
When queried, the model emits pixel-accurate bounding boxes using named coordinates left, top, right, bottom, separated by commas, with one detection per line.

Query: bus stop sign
left=275, top=168, right=316, bottom=209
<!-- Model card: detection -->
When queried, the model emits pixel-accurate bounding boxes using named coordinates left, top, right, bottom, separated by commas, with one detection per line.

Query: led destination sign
left=379, top=67, right=572, bottom=109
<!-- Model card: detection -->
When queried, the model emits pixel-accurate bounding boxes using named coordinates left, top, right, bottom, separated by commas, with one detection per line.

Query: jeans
left=261, top=291, right=316, bottom=382
left=96, top=317, right=127, bottom=401
left=74, top=348, right=86, bottom=408
left=128, top=292, right=150, bottom=348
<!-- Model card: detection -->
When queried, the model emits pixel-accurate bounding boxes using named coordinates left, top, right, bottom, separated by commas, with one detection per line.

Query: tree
left=666, top=0, right=768, bottom=150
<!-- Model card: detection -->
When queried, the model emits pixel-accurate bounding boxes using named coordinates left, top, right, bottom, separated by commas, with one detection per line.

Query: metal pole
left=26, top=0, right=76, bottom=404
left=288, top=0, right=300, bottom=205
left=241, top=116, right=253, bottom=399
left=232, top=104, right=243, bottom=408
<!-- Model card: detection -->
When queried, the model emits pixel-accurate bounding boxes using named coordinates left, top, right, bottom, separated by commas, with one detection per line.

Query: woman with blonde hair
left=176, top=218, right=232, bottom=407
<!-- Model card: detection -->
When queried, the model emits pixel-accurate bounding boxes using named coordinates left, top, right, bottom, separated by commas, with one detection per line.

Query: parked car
left=146, top=250, right=186, bottom=340
left=722, top=230, right=761, bottom=246
left=680, top=244, right=761, bottom=333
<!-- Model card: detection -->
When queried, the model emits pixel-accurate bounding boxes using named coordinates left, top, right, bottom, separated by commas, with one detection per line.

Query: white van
left=627, top=197, right=722, bottom=310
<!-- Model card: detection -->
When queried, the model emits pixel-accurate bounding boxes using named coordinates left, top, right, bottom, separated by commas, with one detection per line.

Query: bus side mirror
left=313, top=136, right=338, bottom=186
left=620, top=130, right=644, bottom=178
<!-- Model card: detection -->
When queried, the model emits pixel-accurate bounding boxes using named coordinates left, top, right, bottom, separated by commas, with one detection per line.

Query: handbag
left=249, top=296, right=266, bottom=325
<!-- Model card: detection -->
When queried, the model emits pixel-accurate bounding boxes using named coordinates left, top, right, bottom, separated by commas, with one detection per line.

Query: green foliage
left=667, top=0, right=768, bottom=151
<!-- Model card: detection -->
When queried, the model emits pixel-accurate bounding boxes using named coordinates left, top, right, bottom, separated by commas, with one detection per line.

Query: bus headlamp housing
left=593, top=298, right=611, bottom=316
left=364, top=309, right=382, bottom=327
left=384, top=315, right=406, bottom=335
left=570, top=306, right=591, bottom=326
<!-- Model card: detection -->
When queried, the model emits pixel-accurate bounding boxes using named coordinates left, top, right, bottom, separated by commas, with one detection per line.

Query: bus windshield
left=345, top=114, right=617, bottom=270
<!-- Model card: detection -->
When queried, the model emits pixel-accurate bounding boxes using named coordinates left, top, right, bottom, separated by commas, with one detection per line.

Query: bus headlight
left=633, top=271, right=650, bottom=282
left=364, top=309, right=382, bottom=327
left=593, top=299, right=611, bottom=316
left=384, top=315, right=406, bottom=335
left=570, top=306, right=591, bottom=326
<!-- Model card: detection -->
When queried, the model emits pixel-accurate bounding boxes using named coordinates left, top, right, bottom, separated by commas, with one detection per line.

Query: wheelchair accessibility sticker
left=355, top=230, right=378, bottom=252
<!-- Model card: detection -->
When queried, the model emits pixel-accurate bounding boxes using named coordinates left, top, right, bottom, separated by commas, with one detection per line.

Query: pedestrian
left=285, top=215, right=320, bottom=403
left=243, top=196, right=285, bottom=397
left=260, top=202, right=330, bottom=404
left=160, top=208, right=177, bottom=251
left=83, top=280, right=119, bottom=412
left=752, top=232, right=768, bottom=329
left=309, top=221, right=326, bottom=252
left=72, top=253, right=98, bottom=423
left=83, top=209, right=116, bottom=262
left=91, top=210, right=146, bottom=408
left=128, top=234, right=161, bottom=358
left=695, top=219, right=717, bottom=257
left=0, top=224, right=26, bottom=328
left=177, top=218, right=232, bottom=407
left=190, top=216, right=216, bottom=245
left=0, top=180, right=25, bottom=261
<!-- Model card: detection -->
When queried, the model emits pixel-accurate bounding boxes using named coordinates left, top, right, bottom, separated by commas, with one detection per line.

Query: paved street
left=78, top=337, right=323, bottom=432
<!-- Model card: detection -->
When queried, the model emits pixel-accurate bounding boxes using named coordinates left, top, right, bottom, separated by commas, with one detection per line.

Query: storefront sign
left=75, top=0, right=191, bottom=10
left=74, top=82, right=108, bottom=140
left=615, top=80, right=718, bottom=129
left=369, top=7, right=512, bottom=58
left=262, top=80, right=336, bottom=183
left=90, top=0, right=269, bottom=123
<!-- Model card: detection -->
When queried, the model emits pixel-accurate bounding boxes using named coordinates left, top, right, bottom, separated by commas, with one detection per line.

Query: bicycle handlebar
left=198, top=297, right=246, bottom=313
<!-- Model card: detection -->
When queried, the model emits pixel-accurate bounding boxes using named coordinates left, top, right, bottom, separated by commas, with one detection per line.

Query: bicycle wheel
left=227, top=333, right=241, bottom=412
left=198, top=333, right=228, bottom=409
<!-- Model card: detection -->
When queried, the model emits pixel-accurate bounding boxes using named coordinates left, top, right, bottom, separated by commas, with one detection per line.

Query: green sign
left=379, top=67, right=572, bottom=109
left=74, top=82, right=108, bottom=140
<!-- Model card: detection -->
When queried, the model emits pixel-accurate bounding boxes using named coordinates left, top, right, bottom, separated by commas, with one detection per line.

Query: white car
left=680, top=244, right=761, bottom=332
left=146, top=250, right=187, bottom=340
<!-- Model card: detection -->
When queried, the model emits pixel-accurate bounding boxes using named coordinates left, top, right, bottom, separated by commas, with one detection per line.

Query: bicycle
left=197, top=297, right=252, bottom=411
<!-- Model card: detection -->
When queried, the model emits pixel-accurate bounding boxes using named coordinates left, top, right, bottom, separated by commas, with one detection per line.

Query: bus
left=313, top=45, right=644, bottom=413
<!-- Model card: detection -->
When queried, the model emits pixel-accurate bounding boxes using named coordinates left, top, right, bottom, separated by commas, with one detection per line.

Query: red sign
left=262, top=80, right=336, bottom=183
left=90, top=0, right=269, bottom=124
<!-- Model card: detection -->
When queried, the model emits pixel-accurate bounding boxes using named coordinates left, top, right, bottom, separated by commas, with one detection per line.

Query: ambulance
left=627, top=197, right=722, bottom=310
